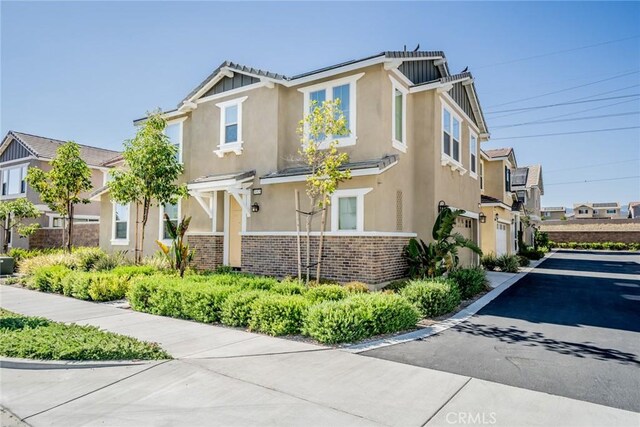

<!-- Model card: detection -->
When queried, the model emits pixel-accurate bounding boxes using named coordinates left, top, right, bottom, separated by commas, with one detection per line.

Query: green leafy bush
left=448, top=267, right=487, bottom=299
left=249, top=295, right=310, bottom=336
left=29, top=265, right=72, bottom=293
left=305, top=285, right=348, bottom=304
left=517, top=255, right=531, bottom=267
left=214, top=265, right=235, bottom=274
left=549, top=241, right=639, bottom=251
left=0, top=308, right=169, bottom=360
left=400, top=278, right=461, bottom=317
left=110, top=265, right=157, bottom=278
left=519, top=246, right=544, bottom=260
left=271, top=280, right=306, bottom=295
left=496, top=254, right=520, bottom=273
left=180, top=283, right=241, bottom=323
left=481, top=253, right=498, bottom=271
left=73, top=247, right=108, bottom=271
left=344, top=281, right=370, bottom=293
left=93, top=251, right=132, bottom=271
left=19, top=253, right=78, bottom=276
left=87, top=274, right=130, bottom=302
left=220, top=290, right=267, bottom=327
left=303, top=293, right=419, bottom=344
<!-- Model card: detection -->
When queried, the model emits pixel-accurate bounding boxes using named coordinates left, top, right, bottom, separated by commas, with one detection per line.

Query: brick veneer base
left=242, top=235, right=410, bottom=284
left=546, top=231, right=640, bottom=244
left=187, top=235, right=224, bottom=271
left=29, top=224, right=99, bottom=249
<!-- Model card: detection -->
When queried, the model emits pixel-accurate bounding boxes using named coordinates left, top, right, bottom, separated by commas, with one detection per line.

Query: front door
left=228, top=196, right=243, bottom=268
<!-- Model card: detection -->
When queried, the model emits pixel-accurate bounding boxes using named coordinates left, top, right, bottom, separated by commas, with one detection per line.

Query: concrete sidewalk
left=1, top=285, right=638, bottom=426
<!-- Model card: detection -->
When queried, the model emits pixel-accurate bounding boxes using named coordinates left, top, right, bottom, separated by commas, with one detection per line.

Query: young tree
left=0, top=199, right=41, bottom=253
left=295, top=99, right=351, bottom=283
left=109, top=111, right=187, bottom=263
left=27, top=142, right=92, bottom=252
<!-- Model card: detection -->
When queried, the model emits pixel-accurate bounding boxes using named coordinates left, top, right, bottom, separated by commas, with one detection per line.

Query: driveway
left=363, top=250, right=640, bottom=412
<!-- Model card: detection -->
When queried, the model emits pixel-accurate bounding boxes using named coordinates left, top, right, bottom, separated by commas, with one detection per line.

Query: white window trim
left=330, top=188, right=372, bottom=232
left=111, top=202, right=130, bottom=246
left=469, top=131, right=478, bottom=179
left=390, top=76, right=408, bottom=153
left=299, top=72, right=364, bottom=149
left=441, top=104, right=467, bottom=175
left=214, top=96, right=248, bottom=157
left=1, top=162, right=29, bottom=199
left=158, top=200, right=182, bottom=245
left=165, top=117, right=186, bottom=164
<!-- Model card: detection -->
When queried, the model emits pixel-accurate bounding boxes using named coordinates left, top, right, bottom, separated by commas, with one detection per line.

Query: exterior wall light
left=251, top=202, right=260, bottom=213
left=438, top=200, right=448, bottom=213
left=494, top=213, right=499, bottom=222
left=479, top=213, right=486, bottom=223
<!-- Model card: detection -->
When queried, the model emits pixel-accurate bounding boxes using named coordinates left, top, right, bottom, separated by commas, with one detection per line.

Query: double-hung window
left=165, top=120, right=183, bottom=163
left=1, top=164, right=28, bottom=197
left=300, top=73, right=363, bottom=148
left=442, top=107, right=462, bottom=163
left=215, top=96, right=247, bottom=157
left=160, top=202, right=179, bottom=241
left=330, top=188, right=372, bottom=232
left=469, top=134, right=478, bottom=177
left=390, top=77, right=408, bottom=152
left=112, top=203, right=129, bottom=244
left=505, top=166, right=511, bottom=192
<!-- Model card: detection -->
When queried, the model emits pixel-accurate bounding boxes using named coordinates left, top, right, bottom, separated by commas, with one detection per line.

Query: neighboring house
left=627, top=202, right=640, bottom=219
left=479, top=148, right=521, bottom=256
left=541, top=206, right=566, bottom=220
left=94, top=50, right=490, bottom=283
left=573, top=202, right=621, bottom=219
left=0, top=131, right=120, bottom=249
left=510, top=164, right=544, bottom=246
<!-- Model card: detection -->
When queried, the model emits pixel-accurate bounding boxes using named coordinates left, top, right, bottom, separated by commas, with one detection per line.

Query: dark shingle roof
left=481, top=195, right=502, bottom=204
left=7, top=131, right=120, bottom=167
left=189, top=170, right=256, bottom=185
left=484, top=148, right=513, bottom=159
left=260, top=154, right=398, bottom=180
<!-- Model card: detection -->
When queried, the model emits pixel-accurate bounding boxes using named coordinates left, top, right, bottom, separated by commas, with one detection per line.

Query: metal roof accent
left=260, top=154, right=398, bottom=180
left=484, top=148, right=514, bottom=159
left=189, top=170, right=256, bottom=185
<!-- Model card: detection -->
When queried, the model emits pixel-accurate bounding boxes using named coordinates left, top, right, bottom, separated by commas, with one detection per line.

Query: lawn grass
left=0, top=308, right=170, bottom=361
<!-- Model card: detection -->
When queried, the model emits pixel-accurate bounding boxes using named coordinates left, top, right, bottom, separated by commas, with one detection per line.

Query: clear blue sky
left=2, top=1, right=639, bottom=208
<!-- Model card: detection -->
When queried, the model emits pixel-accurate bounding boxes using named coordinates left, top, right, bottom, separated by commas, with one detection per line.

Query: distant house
left=510, top=164, right=544, bottom=245
left=541, top=206, right=566, bottom=220
left=573, top=202, right=621, bottom=219
left=628, top=202, right=640, bottom=219
left=0, top=131, right=120, bottom=249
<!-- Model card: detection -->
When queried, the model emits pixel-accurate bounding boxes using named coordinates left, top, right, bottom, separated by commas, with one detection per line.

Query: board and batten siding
left=203, top=74, right=260, bottom=98
left=398, top=60, right=442, bottom=85
left=450, top=82, right=478, bottom=126
left=0, top=139, right=31, bottom=163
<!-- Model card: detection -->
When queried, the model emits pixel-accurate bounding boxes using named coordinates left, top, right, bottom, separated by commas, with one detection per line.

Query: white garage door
left=496, top=223, right=508, bottom=256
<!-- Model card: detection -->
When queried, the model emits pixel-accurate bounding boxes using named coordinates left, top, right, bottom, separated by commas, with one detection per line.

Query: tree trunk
left=66, top=203, right=74, bottom=252
left=2, top=215, right=10, bottom=253
left=316, top=199, right=327, bottom=283
left=305, top=205, right=312, bottom=285
left=140, top=198, right=150, bottom=265
left=134, top=203, right=141, bottom=264
left=295, top=190, right=302, bottom=282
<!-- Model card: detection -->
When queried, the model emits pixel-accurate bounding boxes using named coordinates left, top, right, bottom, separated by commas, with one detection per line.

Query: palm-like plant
left=156, top=214, right=194, bottom=278
left=404, top=208, right=482, bottom=278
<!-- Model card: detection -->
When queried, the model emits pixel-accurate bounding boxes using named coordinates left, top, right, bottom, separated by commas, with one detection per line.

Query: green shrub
left=249, top=295, right=309, bottom=336
left=400, top=279, right=461, bottom=317
left=73, top=247, right=108, bottom=272
left=87, top=274, right=129, bottom=302
left=481, top=253, right=498, bottom=271
left=305, top=285, right=348, bottom=304
left=448, top=267, right=487, bottom=299
left=93, top=251, right=132, bottom=271
left=344, top=281, right=370, bottom=293
left=29, top=265, right=72, bottom=293
left=519, top=246, right=544, bottom=260
left=19, top=253, right=77, bottom=275
left=303, top=293, right=419, bottom=344
left=517, top=255, right=530, bottom=267
left=111, top=265, right=157, bottom=278
left=220, top=290, right=267, bottom=327
left=180, top=284, right=241, bottom=323
left=271, top=280, right=306, bottom=295
left=496, top=254, right=520, bottom=273
left=214, top=265, right=235, bottom=274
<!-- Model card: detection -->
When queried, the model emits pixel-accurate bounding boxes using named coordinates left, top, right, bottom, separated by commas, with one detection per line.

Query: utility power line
left=490, top=126, right=640, bottom=140
left=487, top=70, right=640, bottom=108
left=545, top=159, right=640, bottom=173
left=474, top=35, right=639, bottom=70
left=493, top=111, right=640, bottom=129
left=546, top=176, right=640, bottom=186
left=486, top=94, right=640, bottom=115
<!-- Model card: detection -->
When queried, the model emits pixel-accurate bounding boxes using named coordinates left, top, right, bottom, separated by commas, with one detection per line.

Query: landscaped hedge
left=305, top=284, right=348, bottom=303
left=220, top=290, right=267, bottom=327
left=448, top=267, right=487, bottom=299
left=549, top=241, right=640, bottom=251
left=249, top=295, right=310, bottom=336
left=400, top=278, right=461, bottom=317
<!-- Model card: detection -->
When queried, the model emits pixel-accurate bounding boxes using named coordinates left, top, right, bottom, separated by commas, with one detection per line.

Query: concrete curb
left=0, top=357, right=155, bottom=370
left=343, top=251, right=556, bottom=354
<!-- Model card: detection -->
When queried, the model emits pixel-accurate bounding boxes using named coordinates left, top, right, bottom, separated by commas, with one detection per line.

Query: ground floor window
left=330, top=188, right=372, bottom=232
left=112, top=203, right=129, bottom=242
left=161, top=202, right=179, bottom=240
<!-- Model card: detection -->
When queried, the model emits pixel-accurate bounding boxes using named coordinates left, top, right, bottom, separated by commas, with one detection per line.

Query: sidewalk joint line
left=187, top=347, right=332, bottom=360
left=421, top=377, right=472, bottom=427
left=21, top=360, right=170, bottom=422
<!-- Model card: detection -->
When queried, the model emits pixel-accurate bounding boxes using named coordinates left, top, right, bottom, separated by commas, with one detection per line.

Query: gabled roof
left=1, top=131, right=120, bottom=168
left=573, top=202, right=620, bottom=209
left=511, top=164, right=543, bottom=194
left=484, top=148, right=513, bottom=159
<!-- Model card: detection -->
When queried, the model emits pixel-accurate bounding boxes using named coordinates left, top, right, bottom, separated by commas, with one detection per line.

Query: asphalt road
left=363, top=250, right=640, bottom=412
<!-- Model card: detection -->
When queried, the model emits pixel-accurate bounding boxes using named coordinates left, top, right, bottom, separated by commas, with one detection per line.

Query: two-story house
left=0, top=131, right=119, bottom=249
left=94, top=50, right=490, bottom=283
left=573, top=202, right=621, bottom=219
left=510, top=164, right=544, bottom=246
left=479, top=148, right=520, bottom=256
left=541, top=206, right=566, bottom=220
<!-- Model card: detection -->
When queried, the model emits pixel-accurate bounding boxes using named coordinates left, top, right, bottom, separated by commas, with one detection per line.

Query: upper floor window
left=1, top=164, right=27, bottom=196
left=330, top=188, right=372, bottom=232
left=390, top=77, right=408, bottom=153
left=606, top=209, right=617, bottom=214
left=215, top=96, right=247, bottom=157
left=165, top=121, right=183, bottom=163
left=480, top=162, right=484, bottom=190
left=469, top=134, right=478, bottom=177
left=505, top=166, right=511, bottom=192
left=442, top=107, right=461, bottom=164
left=112, top=202, right=130, bottom=244
left=300, top=73, right=363, bottom=148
